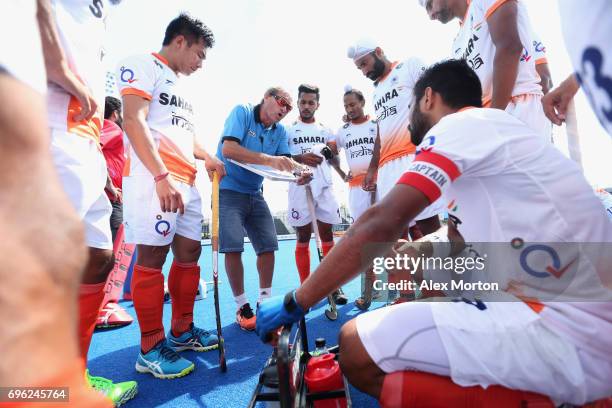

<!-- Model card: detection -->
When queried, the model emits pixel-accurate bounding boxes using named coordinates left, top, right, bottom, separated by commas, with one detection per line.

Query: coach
left=216, top=86, right=297, bottom=331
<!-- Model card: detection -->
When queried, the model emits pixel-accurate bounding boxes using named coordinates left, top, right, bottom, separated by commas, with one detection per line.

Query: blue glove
left=256, top=290, right=307, bottom=342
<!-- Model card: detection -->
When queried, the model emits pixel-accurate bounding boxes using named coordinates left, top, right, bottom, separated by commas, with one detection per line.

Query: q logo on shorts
left=515, top=241, right=576, bottom=279
left=155, top=215, right=171, bottom=237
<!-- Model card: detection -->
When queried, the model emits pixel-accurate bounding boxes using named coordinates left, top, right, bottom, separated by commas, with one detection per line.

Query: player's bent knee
left=85, top=248, right=114, bottom=283
left=136, top=244, right=170, bottom=268
left=338, top=320, right=360, bottom=370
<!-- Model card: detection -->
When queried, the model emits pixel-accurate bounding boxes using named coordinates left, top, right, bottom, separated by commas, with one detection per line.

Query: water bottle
left=261, top=364, right=280, bottom=408
left=312, top=338, right=328, bottom=356
left=304, top=353, right=347, bottom=408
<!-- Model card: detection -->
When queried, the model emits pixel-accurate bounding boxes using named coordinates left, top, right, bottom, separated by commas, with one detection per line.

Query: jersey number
left=578, top=47, right=612, bottom=128
left=90, top=0, right=104, bottom=18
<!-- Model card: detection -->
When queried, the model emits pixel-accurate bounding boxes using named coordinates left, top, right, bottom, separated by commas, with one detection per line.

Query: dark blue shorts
left=219, top=189, right=278, bottom=254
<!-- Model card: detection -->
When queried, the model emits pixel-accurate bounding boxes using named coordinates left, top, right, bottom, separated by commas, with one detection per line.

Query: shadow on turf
left=88, top=296, right=379, bottom=406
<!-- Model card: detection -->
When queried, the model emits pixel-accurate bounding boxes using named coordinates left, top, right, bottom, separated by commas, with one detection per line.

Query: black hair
left=343, top=88, right=365, bottom=103
left=298, top=84, right=320, bottom=101
left=104, top=96, right=121, bottom=119
left=413, top=59, right=483, bottom=109
left=162, top=13, right=215, bottom=48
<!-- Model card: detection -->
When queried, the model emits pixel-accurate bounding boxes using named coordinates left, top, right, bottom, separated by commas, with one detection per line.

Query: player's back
left=430, top=108, right=612, bottom=244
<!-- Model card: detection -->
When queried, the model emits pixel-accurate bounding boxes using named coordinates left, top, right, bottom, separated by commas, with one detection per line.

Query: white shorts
left=287, top=183, right=340, bottom=227
left=356, top=300, right=612, bottom=405
left=50, top=130, right=112, bottom=250
left=348, top=186, right=377, bottom=222
left=123, top=175, right=203, bottom=246
left=377, top=155, right=446, bottom=222
left=506, top=94, right=552, bottom=142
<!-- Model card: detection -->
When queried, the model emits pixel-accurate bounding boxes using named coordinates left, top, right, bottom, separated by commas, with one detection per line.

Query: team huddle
left=1, top=0, right=611, bottom=407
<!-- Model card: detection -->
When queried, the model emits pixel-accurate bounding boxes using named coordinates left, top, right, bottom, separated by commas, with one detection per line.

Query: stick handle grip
left=212, top=172, right=219, bottom=251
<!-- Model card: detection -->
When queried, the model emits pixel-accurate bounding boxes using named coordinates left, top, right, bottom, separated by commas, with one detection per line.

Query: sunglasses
left=272, top=94, right=293, bottom=112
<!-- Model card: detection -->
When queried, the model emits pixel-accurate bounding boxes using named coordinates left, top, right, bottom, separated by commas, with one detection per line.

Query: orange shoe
left=236, top=303, right=256, bottom=331
left=96, top=302, right=133, bottom=329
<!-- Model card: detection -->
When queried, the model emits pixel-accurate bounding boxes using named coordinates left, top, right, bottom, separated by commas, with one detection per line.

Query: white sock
left=258, top=287, right=272, bottom=304
left=234, top=293, right=248, bottom=309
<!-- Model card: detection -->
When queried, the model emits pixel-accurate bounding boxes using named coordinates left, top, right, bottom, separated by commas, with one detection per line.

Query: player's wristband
left=154, top=172, right=170, bottom=183
left=283, top=290, right=308, bottom=316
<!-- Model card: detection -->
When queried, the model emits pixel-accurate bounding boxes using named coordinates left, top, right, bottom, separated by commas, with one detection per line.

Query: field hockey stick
left=565, top=99, right=583, bottom=170
left=212, top=171, right=227, bottom=372
left=304, top=184, right=338, bottom=321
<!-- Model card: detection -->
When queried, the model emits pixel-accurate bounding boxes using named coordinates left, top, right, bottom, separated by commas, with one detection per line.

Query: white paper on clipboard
left=228, top=159, right=298, bottom=183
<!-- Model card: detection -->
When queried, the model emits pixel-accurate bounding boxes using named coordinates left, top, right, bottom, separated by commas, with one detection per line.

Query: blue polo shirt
left=216, top=103, right=290, bottom=194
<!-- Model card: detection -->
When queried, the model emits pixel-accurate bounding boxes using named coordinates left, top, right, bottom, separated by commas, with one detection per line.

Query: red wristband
left=154, top=172, right=169, bottom=183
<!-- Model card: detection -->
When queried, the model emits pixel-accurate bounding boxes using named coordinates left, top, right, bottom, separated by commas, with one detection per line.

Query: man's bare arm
left=122, top=94, right=184, bottom=214
left=295, top=184, right=430, bottom=309
left=222, top=140, right=295, bottom=172
left=488, top=0, right=524, bottom=109
left=36, top=0, right=97, bottom=122
left=194, top=137, right=226, bottom=180
left=536, top=62, right=553, bottom=95
left=363, top=131, right=380, bottom=190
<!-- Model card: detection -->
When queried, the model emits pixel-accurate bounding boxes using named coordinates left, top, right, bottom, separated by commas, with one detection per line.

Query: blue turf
left=88, top=239, right=380, bottom=407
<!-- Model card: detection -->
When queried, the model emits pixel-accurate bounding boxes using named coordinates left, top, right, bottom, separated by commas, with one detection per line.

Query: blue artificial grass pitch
left=88, top=239, right=380, bottom=407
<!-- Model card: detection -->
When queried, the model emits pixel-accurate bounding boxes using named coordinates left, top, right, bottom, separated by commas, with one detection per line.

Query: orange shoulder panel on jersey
left=158, top=136, right=197, bottom=185
left=67, top=96, right=102, bottom=143
left=484, top=0, right=512, bottom=20
left=120, top=87, right=153, bottom=101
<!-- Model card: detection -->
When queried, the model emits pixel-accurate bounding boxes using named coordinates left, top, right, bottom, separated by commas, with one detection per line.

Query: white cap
left=347, top=39, right=378, bottom=62
left=417, top=0, right=426, bottom=7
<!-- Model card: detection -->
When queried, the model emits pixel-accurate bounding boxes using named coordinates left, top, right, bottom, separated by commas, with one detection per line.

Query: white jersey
left=287, top=119, right=334, bottom=187
left=47, top=0, right=108, bottom=142
left=559, top=0, right=612, bottom=137
left=531, top=30, right=547, bottom=66
left=117, top=53, right=197, bottom=185
left=335, top=117, right=377, bottom=189
left=399, top=107, right=612, bottom=359
left=452, top=0, right=542, bottom=106
left=0, top=1, right=46, bottom=94
left=373, top=58, right=425, bottom=168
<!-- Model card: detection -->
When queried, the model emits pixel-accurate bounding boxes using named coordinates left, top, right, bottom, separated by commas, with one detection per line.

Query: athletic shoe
left=332, top=289, right=348, bottom=305
left=387, top=293, right=416, bottom=306
left=96, top=302, right=133, bottom=329
left=86, top=370, right=137, bottom=407
left=167, top=323, right=219, bottom=352
left=236, top=303, right=256, bottom=331
left=135, top=340, right=194, bottom=379
left=163, top=281, right=171, bottom=303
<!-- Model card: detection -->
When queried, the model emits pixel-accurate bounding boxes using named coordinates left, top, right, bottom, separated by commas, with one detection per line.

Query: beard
left=300, top=110, right=313, bottom=121
left=366, top=55, right=386, bottom=81
left=409, top=104, right=433, bottom=146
